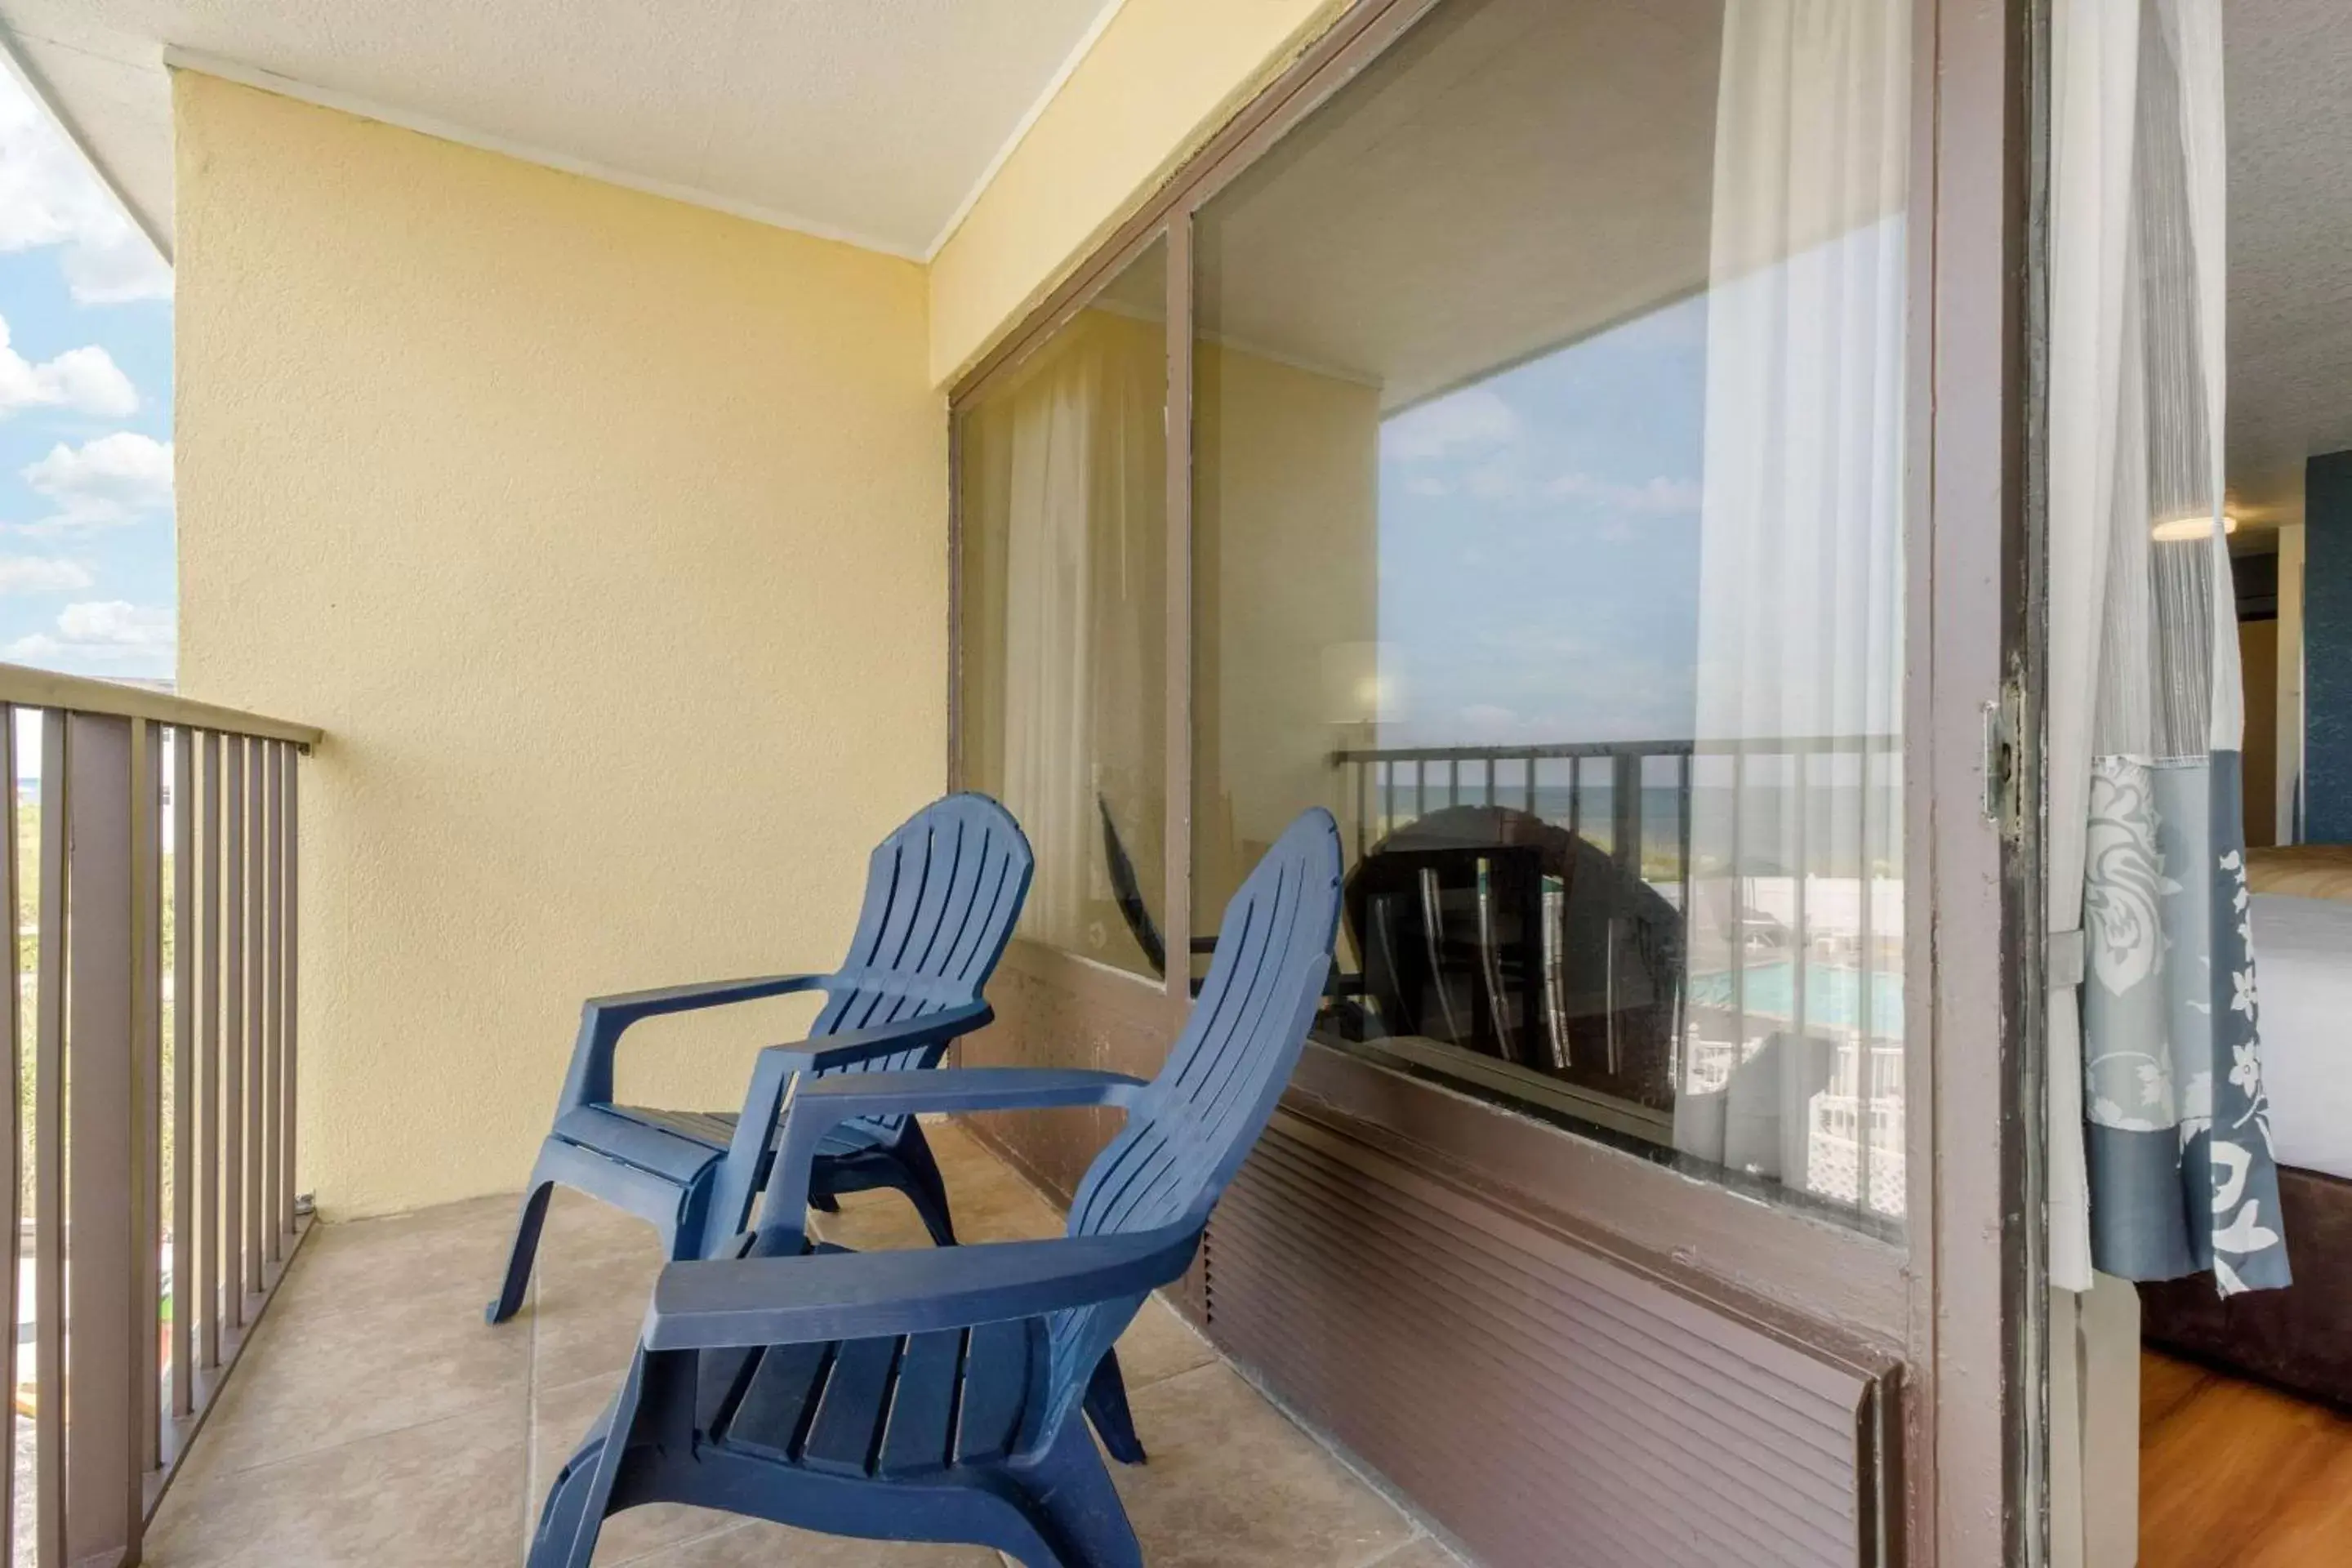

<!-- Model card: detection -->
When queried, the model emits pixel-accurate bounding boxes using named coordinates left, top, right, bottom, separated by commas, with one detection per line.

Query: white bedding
left=2251, top=893, right=2352, bottom=1182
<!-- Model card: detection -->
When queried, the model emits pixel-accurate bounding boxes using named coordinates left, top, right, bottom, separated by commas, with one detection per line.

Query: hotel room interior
left=2126, top=0, right=2352, bottom=1559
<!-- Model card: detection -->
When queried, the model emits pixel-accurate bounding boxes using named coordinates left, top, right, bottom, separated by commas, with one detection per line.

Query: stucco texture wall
left=173, top=73, right=946, bottom=1218
left=926, top=0, right=1346, bottom=385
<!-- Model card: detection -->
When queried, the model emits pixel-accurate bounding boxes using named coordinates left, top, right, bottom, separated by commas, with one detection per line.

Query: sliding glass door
left=951, top=0, right=2034, bottom=1558
left=1187, top=0, right=1912, bottom=1236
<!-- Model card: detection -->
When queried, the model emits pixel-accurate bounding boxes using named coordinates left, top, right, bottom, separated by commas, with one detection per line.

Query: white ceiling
left=0, top=0, right=1124, bottom=261
left=7, top=0, right=2337, bottom=501
left=2229, top=0, right=2352, bottom=529
left=1185, top=0, right=1721, bottom=412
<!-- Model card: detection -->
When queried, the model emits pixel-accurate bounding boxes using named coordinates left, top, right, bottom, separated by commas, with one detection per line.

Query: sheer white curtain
left=1000, top=354, right=1100, bottom=950
left=1676, top=0, right=1910, bottom=1218
left=995, top=313, right=1165, bottom=960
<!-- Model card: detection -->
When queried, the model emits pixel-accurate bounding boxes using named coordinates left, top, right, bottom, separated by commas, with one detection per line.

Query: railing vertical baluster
left=1792, top=747, right=1811, bottom=1043
left=1414, top=760, right=1425, bottom=822
left=1448, top=757, right=1459, bottom=808
left=223, top=736, right=245, bottom=1330
left=1856, top=737, right=1881, bottom=1214
left=1524, top=750, right=1537, bottom=817
left=63, top=713, right=139, bottom=1561
left=281, top=746, right=299, bottom=1236
left=1569, top=760, right=1582, bottom=840
left=0, top=706, right=16, bottom=1568
left=245, top=740, right=265, bottom=1295
left=263, top=742, right=283, bottom=1263
left=1612, top=750, right=1642, bottom=878
left=32, top=711, right=65, bottom=1566
left=1729, top=746, right=1748, bottom=1050
left=172, top=728, right=195, bottom=1423
left=136, top=720, right=163, bottom=1475
left=1354, top=758, right=1367, bottom=864
left=1677, top=751, right=1695, bottom=897
left=1677, top=746, right=1696, bottom=1049
left=199, top=733, right=222, bottom=1368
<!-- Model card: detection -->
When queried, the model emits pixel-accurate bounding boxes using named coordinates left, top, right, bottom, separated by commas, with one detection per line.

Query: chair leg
left=485, top=1176, right=555, bottom=1325
left=889, top=1121, right=960, bottom=1247
left=1013, top=1421, right=1146, bottom=1568
left=528, top=1355, right=649, bottom=1568
left=1082, top=1348, right=1147, bottom=1466
left=525, top=1430, right=607, bottom=1568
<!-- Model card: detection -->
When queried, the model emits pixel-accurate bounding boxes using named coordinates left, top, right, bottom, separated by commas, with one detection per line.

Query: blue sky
left=0, top=67, right=175, bottom=682
left=1375, top=292, right=1708, bottom=748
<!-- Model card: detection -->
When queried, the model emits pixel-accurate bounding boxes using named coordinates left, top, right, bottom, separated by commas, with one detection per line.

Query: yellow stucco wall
left=925, top=0, right=1347, bottom=386
left=174, top=73, right=947, bottom=1218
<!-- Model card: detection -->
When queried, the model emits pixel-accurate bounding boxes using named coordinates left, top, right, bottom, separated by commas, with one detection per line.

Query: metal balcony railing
left=0, top=664, right=319, bottom=1566
left=1331, top=738, right=1698, bottom=899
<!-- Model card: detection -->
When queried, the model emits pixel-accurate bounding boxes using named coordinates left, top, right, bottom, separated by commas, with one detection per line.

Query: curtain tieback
left=2047, top=927, right=2086, bottom=990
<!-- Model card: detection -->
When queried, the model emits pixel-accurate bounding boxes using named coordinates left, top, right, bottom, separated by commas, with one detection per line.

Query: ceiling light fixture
left=2150, top=509, right=2239, bottom=542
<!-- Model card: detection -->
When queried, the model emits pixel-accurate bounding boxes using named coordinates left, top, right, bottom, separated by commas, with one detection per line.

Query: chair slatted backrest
left=812, top=795, right=1033, bottom=1097
left=1031, top=809, right=1342, bottom=1447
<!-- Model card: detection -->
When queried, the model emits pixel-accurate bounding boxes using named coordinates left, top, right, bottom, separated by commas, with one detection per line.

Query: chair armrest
left=696, top=1006, right=1013, bottom=1250
left=644, top=1227, right=1199, bottom=1352
left=784, top=998, right=998, bottom=1073
left=558, top=971, right=831, bottom=1111
left=742, top=1067, right=1147, bottom=1252
left=586, top=972, right=830, bottom=1017
left=791, top=1066, right=1147, bottom=1120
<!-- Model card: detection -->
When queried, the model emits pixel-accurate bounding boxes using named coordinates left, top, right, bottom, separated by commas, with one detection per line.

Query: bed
left=2137, top=844, right=2352, bottom=1410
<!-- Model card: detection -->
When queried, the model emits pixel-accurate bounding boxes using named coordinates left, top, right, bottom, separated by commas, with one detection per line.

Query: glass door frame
left=946, top=0, right=2047, bottom=1560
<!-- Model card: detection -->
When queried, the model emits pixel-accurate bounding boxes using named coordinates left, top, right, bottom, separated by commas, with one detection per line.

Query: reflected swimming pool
left=1686, top=960, right=1904, bottom=1038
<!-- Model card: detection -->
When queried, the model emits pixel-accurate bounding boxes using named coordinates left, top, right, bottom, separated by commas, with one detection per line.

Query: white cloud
left=6, top=599, right=174, bottom=671
left=0, top=316, right=137, bottom=419
left=0, top=555, right=91, bottom=594
left=19, top=431, right=172, bottom=531
left=1465, top=461, right=1527, bottom=503
left=0, top=71, right=170, bottom=304
left=1459, top=702, right=1520, bottom=732
left=1383, top=387, right=1521, bottom=461
left=57, top=599, right=170, bottom=645
left=1545, top=472, right=1704, bottom=516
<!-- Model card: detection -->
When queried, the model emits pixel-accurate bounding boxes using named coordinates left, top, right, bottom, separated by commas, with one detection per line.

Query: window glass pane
left=1191, top=0, right=1910, bottom=1232
left=957, top=239, right=1168, bottom=978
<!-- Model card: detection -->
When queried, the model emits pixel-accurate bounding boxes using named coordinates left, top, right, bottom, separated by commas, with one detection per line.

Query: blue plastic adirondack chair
left=486, top=793, right=1035, bottom=1326
left=526, top=808, right=1343, bottom=1568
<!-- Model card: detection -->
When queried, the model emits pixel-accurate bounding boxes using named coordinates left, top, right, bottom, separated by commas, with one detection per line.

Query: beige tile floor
left=145, top=1120, right=1463, bottom=1568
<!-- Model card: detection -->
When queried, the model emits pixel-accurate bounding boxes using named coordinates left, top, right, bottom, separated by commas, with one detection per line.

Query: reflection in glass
left=956, top=240, right=1168, bottom=977
left=1187, top=0, right=1911, bottom=1230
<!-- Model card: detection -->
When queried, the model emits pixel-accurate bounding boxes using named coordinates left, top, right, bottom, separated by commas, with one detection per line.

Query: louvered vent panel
left=1202, top=1116, right=1896, bottom=1568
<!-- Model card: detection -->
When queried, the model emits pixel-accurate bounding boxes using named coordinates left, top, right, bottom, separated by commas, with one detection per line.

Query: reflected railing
left=1325, top=735, right=1905, bottom=1218
left=1332, top=738, right=1695, bottom=902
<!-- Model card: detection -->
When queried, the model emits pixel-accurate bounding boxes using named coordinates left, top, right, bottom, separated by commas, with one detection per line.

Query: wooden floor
left=2140, top=1351, right=2352, bottom=1567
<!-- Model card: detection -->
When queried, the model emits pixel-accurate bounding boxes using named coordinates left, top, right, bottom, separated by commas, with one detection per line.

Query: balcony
left=0, top=670, right=1459, bottom=1567
left=140, top=1120, right=1454, bottom=1568
left=0, top=0, right=2012, bottom=1559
